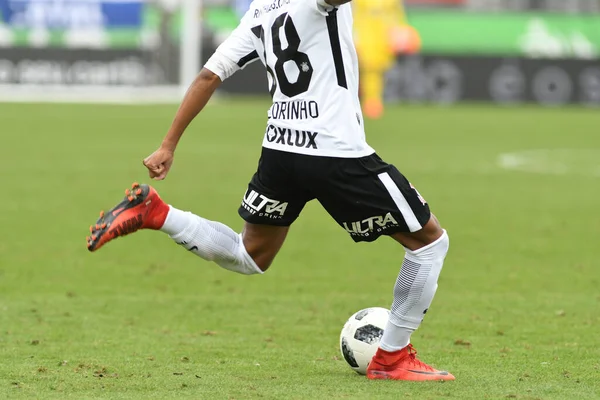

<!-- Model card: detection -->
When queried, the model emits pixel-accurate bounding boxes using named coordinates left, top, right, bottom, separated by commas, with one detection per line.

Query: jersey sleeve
left=204, top=9, right=259, bottom=81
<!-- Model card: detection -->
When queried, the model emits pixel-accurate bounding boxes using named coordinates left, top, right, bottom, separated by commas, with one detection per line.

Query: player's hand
left=143, top=146, right=174, bottom=180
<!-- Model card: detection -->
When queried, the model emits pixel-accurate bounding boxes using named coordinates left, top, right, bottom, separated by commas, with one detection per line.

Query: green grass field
left=1, top=100, right=599, bottom=399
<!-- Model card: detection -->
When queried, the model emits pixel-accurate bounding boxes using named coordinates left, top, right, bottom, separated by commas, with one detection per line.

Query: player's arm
left=159, top=68, right=221, bottom=153
left=143, top=15, right=259, bottom=180
left=161, top=30, right=257, bottom=153
left=143, top=67, right=224, bottom=180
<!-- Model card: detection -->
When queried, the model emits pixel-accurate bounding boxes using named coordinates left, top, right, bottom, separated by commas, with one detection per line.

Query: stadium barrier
left=1, top=45, right=598, bottom=106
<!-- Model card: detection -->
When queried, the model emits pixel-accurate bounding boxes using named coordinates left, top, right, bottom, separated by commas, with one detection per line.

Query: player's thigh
left=316, top=154, right=432, bottom=244
left=239, top=148, right=312, bottom=226
left=238, top=148, right=312, bottom=270
left=241, top=222, right=289, bottom=271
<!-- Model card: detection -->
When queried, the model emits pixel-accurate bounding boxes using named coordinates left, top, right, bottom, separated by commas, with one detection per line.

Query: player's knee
left=407, top=220, right=449, bottom=256
left=390, top=214, right=445, bottom=250
left=419, top=214, right=446, bottom=246
left=241, top=224, right=288, bottom=272
left=245, top=248, right=275, bottom=272
left=242, top=238, right=277, bottom=272
left=424, top=214, right=444, bottom=239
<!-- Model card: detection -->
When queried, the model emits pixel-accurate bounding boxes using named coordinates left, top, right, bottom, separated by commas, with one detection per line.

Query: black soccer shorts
left=238, top=148, right=431, bottom=242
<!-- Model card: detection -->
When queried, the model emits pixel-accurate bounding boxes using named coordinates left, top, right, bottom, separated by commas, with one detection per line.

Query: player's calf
left=164, top=207, right=264, bottom=275
left=87, top=183, right=272, bottom=276
left=381, top=228, right=449, bottom=350
left=368, top=216, right=452, bottom=380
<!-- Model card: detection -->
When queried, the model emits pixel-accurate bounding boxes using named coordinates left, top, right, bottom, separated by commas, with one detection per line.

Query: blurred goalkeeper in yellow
left=353, top=0, right=421, bottom=119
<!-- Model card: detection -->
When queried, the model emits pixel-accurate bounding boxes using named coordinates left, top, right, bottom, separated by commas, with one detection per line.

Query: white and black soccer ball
left=339, top=307, right=390, bottom=375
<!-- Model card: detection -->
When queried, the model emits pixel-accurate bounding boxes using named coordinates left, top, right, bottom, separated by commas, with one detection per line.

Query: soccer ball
left=339, top=307, right=390, bottom=375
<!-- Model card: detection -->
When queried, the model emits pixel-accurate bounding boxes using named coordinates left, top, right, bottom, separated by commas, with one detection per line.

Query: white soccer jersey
left=204, top=0, right=374, bottom=158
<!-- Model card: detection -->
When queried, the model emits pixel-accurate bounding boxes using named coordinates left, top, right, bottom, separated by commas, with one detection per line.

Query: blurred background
left=0, top=0, right=598, bottom=108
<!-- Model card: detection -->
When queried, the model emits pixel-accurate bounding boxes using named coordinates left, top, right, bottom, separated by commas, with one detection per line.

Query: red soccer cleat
left=86, top=183, right=169, bottom=252
left=367, top=344, right=455, bottom=381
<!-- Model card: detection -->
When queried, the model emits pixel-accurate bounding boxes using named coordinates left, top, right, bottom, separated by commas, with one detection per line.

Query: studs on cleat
left=87, top=183, right=147, bottom=252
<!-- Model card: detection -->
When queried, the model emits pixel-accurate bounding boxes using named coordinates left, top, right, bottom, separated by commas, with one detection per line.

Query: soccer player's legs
left=87, top=183, right=266, bottom=275
left=315, top=154, right=431, bottom=243
left=87, top=151, right=308, bottom=274
left=314, top=155, right=454, bottom=380
left=368, top=217, right=454, bottom=381
left=236, top=149, right=312, bottom=269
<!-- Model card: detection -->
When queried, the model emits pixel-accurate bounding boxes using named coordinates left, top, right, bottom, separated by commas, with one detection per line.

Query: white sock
left=161, top=206, right=191, bottom=235
left=379, top=230, right=449, bottom=352
left=160, top=206, right=263, bottom=275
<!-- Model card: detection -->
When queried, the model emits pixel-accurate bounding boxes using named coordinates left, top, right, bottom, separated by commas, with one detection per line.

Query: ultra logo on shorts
left=242, top=190, right=288, bottom=219
left=343, top=213, right=399, bottom=236
left=265, top=125, right=319, bottom=149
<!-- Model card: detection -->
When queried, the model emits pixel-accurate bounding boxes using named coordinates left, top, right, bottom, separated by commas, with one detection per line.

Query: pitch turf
left=0, top=99, right=599, bottom=399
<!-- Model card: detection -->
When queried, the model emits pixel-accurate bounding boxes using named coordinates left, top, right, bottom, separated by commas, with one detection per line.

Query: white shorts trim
left=378, top=172, right=422, bottom=233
